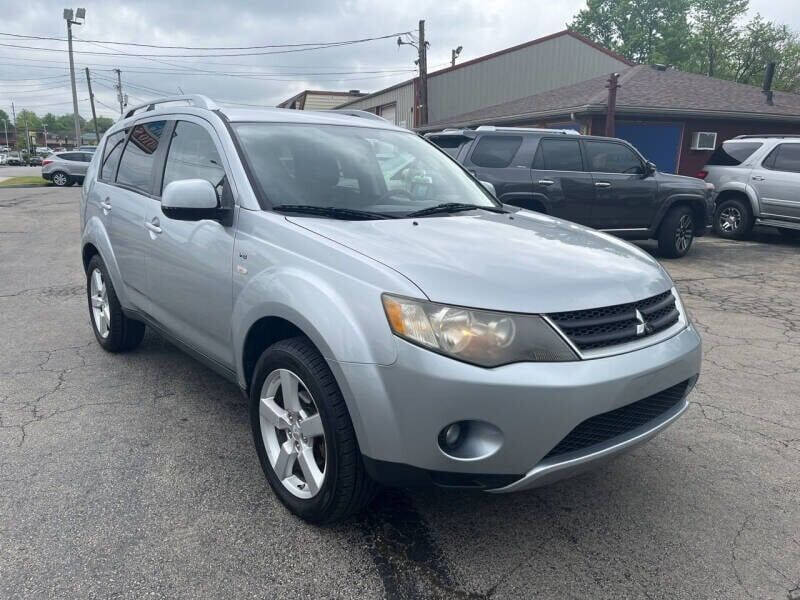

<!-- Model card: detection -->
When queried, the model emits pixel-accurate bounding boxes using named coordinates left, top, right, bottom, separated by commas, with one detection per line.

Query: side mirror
left=644, top=161, right=657, bottom=177
left=480, top=180, right=497, bottom=197
left=162, top=179, right=226, bottom=222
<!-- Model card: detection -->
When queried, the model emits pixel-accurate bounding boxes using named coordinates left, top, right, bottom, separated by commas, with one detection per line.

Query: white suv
left=700, top=135, right=800, bottom=239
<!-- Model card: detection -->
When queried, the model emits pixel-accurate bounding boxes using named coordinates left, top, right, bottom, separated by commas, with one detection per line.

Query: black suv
left=426, top=127, right=713, bottom=257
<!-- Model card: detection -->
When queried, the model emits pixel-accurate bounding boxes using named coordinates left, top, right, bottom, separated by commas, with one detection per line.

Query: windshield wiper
left=406, top=203, right=506, bottom=218
left=272, top=205, right=396, bottom=220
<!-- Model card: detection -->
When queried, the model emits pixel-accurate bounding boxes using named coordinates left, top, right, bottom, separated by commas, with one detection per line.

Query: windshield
left=232, top=123, right=497, bottom=217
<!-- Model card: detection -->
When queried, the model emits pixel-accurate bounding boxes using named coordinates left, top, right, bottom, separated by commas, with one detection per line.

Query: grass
left=0, top=176, right=50, bottom=187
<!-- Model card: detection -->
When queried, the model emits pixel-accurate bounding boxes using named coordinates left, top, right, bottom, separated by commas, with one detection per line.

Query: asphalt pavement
left=1, top=187, right=799, bottom=599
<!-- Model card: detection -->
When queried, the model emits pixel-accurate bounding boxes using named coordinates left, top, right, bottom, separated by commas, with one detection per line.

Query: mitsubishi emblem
left=635, top=309, right=652, bottom=336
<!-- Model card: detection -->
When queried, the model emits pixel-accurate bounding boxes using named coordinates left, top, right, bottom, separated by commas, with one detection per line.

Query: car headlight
left=382, top=294, right=578, bottom=367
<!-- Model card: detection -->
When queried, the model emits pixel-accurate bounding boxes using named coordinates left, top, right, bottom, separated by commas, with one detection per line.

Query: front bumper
left=330, top=324, right=701, bottom=490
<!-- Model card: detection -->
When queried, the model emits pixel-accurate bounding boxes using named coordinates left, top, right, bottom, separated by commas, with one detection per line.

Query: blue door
left=615, top=122, right=682, bottom=173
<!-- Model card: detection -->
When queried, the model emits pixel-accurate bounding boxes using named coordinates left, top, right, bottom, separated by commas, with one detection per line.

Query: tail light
left=42, top=159, right=53, bottom=166
left=695, top=170, right=708, bottom=179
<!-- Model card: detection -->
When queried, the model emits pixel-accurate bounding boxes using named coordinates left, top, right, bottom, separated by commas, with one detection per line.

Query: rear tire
left=713, top=196, right=753, bottom=239
left=51, top=171, right=71, bottom=187
left=86, top=255, right=145, bottom=352
left=658, top=205, right=695, bottom=258
left=249, top=336, right=378, bottom=524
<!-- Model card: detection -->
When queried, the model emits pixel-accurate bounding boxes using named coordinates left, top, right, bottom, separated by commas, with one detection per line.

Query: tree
left=0, top=108, right=9, bottom=125
left=16, top=109, right=41, bottom=132
left=87, top=116, right=114, bottom=134
left=688, top=0, right=749, bottom=77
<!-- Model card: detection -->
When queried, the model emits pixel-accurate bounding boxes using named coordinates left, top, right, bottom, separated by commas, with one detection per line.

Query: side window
left=162, top=121, right=225, bottom=193
left=61, top=152, right=79, bottom=161
left=584, top=141, right=644, bottom=174
left=81, top=153, right=94, bottom=162
left=533, top=138, right=583, bottom=171
left=116, top=120, right=167, bottom=195
left=470, top=135, right=523, bottom=168
left=100, top=131, right=125, bottom=181
left=767, top=144, right=800, bottom=173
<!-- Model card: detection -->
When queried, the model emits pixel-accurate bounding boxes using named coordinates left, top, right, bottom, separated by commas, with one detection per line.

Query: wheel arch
left=654, top=195, right=707, bottom=234
left=714, top=182, right=759, bottom=216
left=81, top=217, right=128, bottom=307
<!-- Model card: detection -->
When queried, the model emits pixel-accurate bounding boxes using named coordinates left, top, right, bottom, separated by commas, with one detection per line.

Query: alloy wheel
left=89, top=268, right=110, bottom=338
left=675, top=214, right=693, bottom=253
left=718, top=206, right=742, bottom=233
left=52, top=172, right=68, bottom=186
left=259, top=369, right=326, bottom=499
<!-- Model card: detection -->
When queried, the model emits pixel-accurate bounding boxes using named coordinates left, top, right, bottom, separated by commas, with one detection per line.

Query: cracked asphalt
left=2, top=187, right=799, bottom=600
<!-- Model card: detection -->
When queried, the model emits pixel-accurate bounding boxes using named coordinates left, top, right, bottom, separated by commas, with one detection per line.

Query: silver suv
left=80, top=95, right=701, bottom=523
left=42, top=151, right=93, bottom=186
left=700, top=135, right=800, bottom=239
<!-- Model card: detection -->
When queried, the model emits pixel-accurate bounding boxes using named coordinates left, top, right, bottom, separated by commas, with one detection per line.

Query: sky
left=1, top=0, right=798, bottom=124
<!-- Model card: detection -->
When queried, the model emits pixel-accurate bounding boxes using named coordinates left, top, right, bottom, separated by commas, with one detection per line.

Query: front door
left=145, top=119, right=236, bottom=368
left=752, top=143, right=800, bottom=221
left=530, top=136, right=595, bottom=225
left=582, top=139, right=657, bottom=230
left=464, top=133, right=533, bottom=205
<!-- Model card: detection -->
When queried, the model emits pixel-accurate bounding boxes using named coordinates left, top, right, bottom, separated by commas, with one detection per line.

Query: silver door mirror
left=162, top=179, right=221, bottom=221
left=480, top=181, right=497, bottom=197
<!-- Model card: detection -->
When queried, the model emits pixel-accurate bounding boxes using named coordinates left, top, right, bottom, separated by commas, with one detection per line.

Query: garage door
left=379, top=104, right=396, bottom=125
left=615, top=122, right=682, bottom=174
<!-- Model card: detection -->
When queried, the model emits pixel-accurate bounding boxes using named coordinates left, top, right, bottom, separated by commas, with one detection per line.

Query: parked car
left=79, top=145, right=98, bottom=153
left=41, top=151, right=93, bottom=186
left=425, top=127, right=713, bottom=257
left=698, top=135, right=800, bottom=239
left=80, top=96, right=701, bottom=523
left=28, top=156, right=43, bottom=167
left=6, top=152, right=23, bottom=166
left=0, top=154, right=6, bottom=166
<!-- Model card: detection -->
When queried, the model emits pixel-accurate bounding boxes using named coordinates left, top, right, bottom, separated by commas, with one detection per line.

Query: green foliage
left=16, top=109, right=41, bottom=131
left=88, top=116, right=115, bottom=134
left=570, top=0, right=800, bottom=93
left=0, top=109, right=9, bottom=124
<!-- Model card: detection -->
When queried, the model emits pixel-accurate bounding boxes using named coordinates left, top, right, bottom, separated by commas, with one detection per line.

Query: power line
left=0, top=30, right=414, bottom=50
left=0, top=32, right=411, bottom=58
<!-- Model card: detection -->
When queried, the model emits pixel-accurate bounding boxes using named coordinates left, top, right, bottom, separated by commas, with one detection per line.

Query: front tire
left=86, top=255, right=145, bottom=352
left=249, top=337, right=377, bottom=524
left=51, top=171, right=71, bottom=187
left=658, top=205, right=695, bottom=258
left=713, top=196, right=753, bottom=239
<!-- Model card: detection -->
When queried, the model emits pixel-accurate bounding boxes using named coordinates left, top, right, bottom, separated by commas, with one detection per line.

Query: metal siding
left=303, top=94, right=360, bottom=111
left=334, top=83, right=415, bottom=127
left=427, top=35, right=628, bottom=123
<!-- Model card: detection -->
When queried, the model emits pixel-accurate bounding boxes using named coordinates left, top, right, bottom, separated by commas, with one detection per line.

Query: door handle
left=144, top=218, right=162, bottom=235
left=751, top=175, right=765, bottom=181
left=100, top=198, right=111, bottom=212
left=538, top=179, right=555, bottom=186
left=594, top=182, right=612, bottom=188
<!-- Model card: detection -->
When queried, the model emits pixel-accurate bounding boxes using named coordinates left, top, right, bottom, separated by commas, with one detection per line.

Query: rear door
left=108, top=119, right=169, bottom=311
left=463, top=133, right=532, bottom=204
left=583, top=139, right=657, bottom=229
left=144, top=118, right=236, bottom=368
left=529, top=137, right=596, bottom=224
left=752, top=142, right=800, bottom=220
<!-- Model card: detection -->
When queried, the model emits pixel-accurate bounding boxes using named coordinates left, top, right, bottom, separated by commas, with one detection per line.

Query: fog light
left=444, top=423, right=462, bottom=448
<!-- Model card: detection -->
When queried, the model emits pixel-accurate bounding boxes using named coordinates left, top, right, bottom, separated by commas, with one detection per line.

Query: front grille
left=548, top=290, right=680, bottom=352
left=542, top=380, right=689, bottom=461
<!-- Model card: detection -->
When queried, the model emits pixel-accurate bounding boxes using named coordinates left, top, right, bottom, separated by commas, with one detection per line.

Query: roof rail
left=733, top=134, right=800, bottom=140
left=123, top=95, right=218, bottom=119
left=476, top=125, right=580, bottom=135
left=328, top=109, right=388, bottom=122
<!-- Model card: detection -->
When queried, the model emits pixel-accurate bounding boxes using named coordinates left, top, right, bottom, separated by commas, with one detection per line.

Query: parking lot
left=1, top=186, right=799, bottom=599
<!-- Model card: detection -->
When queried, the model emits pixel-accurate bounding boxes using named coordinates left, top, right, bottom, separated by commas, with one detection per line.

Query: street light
left=64, top=7, right=86, bottom=149
left=451, top=45, right=463, bottom=67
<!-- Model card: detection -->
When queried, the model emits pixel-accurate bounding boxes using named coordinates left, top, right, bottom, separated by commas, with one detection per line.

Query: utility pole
left=43, top=123, right=48, bottom=149
left=2, top=119, right=7, bottom=148
left=24, top=116, right=30, bottom=155
left=605, top=72, right=620, bottom=137
left=11, top=101, right=17, bottom=148
left=85, top=67, right=100, bottom=143
left=64, top=8, right=86, bottom=149
left=114, top=69, right=125, bottom=115
left=418, top=19, right=428, bottom=127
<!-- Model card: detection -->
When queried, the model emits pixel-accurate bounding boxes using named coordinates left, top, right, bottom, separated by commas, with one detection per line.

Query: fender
left=714, top=181, right=760, bottom=216
left=650, top=193, right=708, bottom=235
left=81, top=217, right=129, bottom=308
left=231, top=265, right=401, bottom=388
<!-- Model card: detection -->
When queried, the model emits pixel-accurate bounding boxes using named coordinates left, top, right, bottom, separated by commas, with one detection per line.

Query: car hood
left=287, top=210, right=673, bottom=313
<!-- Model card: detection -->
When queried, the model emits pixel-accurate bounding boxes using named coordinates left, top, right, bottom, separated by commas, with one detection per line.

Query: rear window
left=533, top=138, right=583, bottom=171
left=116, top=121, right=167, bottom=195
left=100, top=131, right=126, bottom=181
left=470, top=135, right=522, bottom=168
left=707, top=141, right=762, bottom=166
left=428, top=135, right=470, bottom=158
